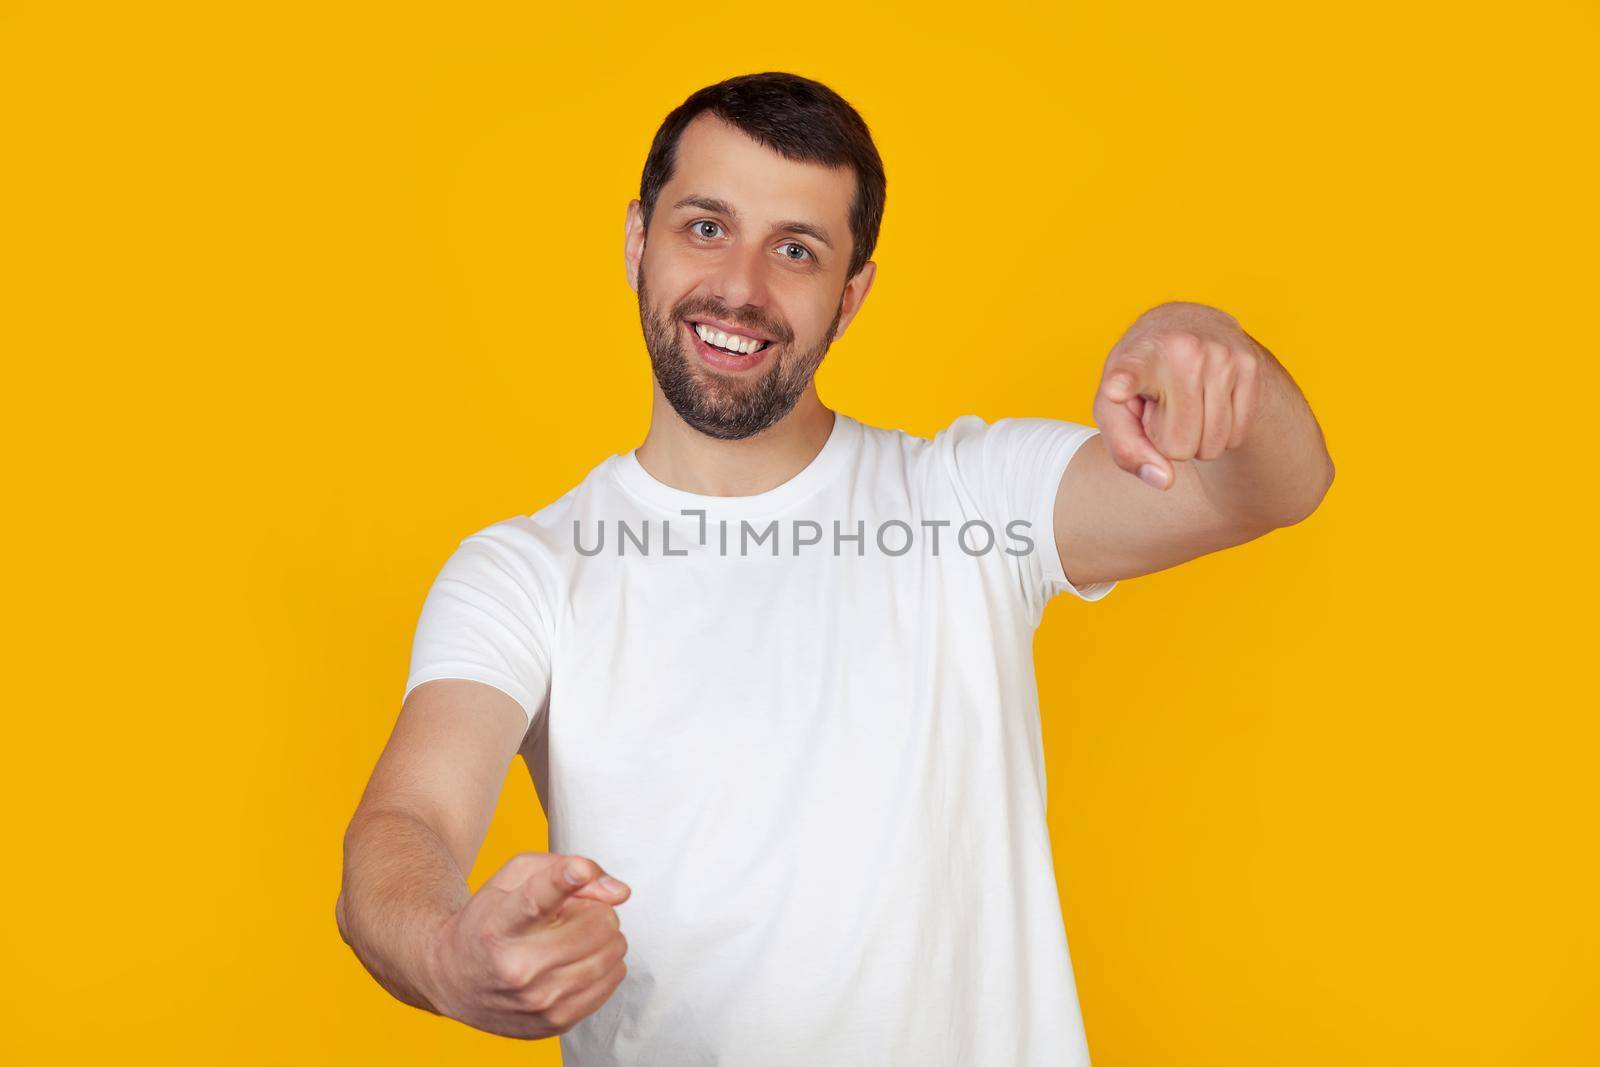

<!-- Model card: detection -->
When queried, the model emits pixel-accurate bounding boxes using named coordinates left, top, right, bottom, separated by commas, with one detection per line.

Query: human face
left=625, top=114, right=876, bottom=440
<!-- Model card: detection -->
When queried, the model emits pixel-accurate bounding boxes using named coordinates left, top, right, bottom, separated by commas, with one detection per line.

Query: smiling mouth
left=685, top=319, right=777, bottom=357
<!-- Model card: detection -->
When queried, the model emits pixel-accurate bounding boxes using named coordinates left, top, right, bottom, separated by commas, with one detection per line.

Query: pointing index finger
left=1102, top=367, right=1140, bottom=403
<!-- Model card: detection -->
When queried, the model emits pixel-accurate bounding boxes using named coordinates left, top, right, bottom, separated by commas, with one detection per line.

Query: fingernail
left=1138, top=463, right=1166, bottom=489
left=599, top=875, right=627, bottom=894
left=564, top=863, right=587, bottom=886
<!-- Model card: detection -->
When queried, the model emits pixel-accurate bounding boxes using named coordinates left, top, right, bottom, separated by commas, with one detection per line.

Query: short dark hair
left=638, top=72, right=886, bottom=281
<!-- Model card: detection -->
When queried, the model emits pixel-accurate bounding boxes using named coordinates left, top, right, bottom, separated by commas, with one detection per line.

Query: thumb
left=493, top=854, right=629, bottom=936
left=1098, top=395, right=1174, bottom=491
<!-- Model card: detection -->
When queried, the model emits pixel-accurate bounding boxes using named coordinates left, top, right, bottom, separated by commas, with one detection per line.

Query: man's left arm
left=1053, top=301, right=1335, bottom=589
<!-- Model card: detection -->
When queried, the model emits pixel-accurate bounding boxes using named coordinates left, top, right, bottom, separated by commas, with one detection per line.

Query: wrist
left=416, top=910, right=457, bottom=1018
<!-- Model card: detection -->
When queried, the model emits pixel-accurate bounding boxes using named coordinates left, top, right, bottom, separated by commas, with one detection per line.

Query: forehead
left=661, top=113, right=854, bottom=237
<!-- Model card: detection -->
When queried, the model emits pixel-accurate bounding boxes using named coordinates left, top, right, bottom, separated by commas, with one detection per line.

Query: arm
left=336, top=678, right=524, bottom=1011
left=336, top=679, right=631, bottom=1037
left=1054, top=301, right=1335, bottom=588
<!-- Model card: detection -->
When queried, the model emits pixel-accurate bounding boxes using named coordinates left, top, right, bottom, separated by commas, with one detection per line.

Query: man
left=335, top=71, right=1334, bottom=1066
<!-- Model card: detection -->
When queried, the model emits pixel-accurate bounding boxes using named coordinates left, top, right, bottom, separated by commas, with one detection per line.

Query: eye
left=779, top=242, right=813, bottom=263
left=690, top=219, right=725, bottom=240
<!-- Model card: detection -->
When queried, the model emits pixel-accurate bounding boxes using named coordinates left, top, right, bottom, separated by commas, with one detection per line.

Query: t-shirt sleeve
left=402, top=522, right=555, bottom=730
left=941, top=414, right=1117, bottom=621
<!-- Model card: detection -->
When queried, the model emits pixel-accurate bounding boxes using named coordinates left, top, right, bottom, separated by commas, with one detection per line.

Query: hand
left=425, top=852, right=632, bottom=1039
left=1092, top=302, right=1267, bottom=490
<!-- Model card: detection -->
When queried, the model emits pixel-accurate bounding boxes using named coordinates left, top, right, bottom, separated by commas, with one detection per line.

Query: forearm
left=1193, top=333, right=1334, bottom=528
left=336, top=808, right=471, bottom=1015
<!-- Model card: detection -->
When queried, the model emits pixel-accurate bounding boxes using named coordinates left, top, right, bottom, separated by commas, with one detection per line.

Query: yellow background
left=3, top=1, right=1595, bottom=1063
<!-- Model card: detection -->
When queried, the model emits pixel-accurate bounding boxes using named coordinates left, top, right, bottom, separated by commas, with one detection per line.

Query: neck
left=635, top=384, right=836, bottom=497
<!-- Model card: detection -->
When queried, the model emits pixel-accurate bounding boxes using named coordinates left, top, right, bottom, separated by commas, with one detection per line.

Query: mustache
left=672, top=300, right=792, bottom=345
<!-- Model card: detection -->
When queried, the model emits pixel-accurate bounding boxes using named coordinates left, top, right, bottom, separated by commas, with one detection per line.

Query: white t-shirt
left=404, top=411, right=1116, bottom=1066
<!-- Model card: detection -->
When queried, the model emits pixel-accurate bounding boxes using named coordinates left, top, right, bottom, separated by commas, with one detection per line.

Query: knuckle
left=491, top=950, right=532, bottom=988
left=579, top=953, right=612, bottom=984
left=544, top=997, right=578, bottom=1033
left=575, top=898, right=615, bottom=928
left=1163, top=427, right=1197, bottom=459
left=506, top=852, right=542, bottom=875
left=1171, top=346, right=1205, bottom=381
left=1157, top=328, right=1201, bottom=354
left=1142, top=424, right=1176, bottom=456
left=521, top=981, right=561, bottom=1016
left=1109, top=441, right=1145, bottom=471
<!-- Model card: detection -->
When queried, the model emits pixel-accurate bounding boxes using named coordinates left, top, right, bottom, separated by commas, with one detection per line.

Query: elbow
left=336, top=812, right=369, bottom=947
left=336, top=889, right=352, bottom=946
left=336, top=819, right=363, bottom=947
left=1282, top=452, right=1335, bottom=527
left=1312, top=451, right=1336, bottom=514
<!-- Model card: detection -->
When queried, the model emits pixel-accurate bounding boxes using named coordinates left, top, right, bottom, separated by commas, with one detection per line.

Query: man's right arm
left=337, top=677, right=531, bottom=1013
left=336, top=804, right=472, bottom=1013
left=336, top=678, right=632, bottom=1038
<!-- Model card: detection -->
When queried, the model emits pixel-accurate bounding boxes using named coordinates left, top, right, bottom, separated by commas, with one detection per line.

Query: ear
left=830, top=260, right=877, bottom=342
left=624, top=199, right=647, bottom=293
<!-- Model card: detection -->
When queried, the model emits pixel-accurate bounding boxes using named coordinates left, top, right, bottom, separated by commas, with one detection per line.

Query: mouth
left=683, top=318, right=779, bottom=373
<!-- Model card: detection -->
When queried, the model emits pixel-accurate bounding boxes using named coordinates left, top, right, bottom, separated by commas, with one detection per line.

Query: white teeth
left=694, top=322, right=765, bottom=355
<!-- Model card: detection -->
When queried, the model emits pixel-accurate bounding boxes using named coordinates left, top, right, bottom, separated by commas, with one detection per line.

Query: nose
left=706, top=238, right=770, bottom=315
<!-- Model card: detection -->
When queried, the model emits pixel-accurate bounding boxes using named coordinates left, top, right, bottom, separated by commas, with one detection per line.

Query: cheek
left=795, top=295, right=842, bottom=344
left=643, top=241, right=700, bottom=291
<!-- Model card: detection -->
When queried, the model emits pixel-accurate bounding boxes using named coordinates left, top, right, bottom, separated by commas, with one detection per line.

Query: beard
left=636, top=261, right=842, bottom=441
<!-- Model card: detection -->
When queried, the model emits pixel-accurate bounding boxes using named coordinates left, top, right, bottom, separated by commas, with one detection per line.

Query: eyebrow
left=671, top=194, right=835, bottom=251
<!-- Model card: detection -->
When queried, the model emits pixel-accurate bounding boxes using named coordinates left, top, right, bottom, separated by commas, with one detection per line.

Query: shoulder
left=841, top=413, right=1016, bottom=495
left=853, top=412, right=1018, bottom=482
left=845, top=412, right=983, bottom=466
left=444, top=452, right=625, bottom=584
left=877, top=413, right=1059, bottom=467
